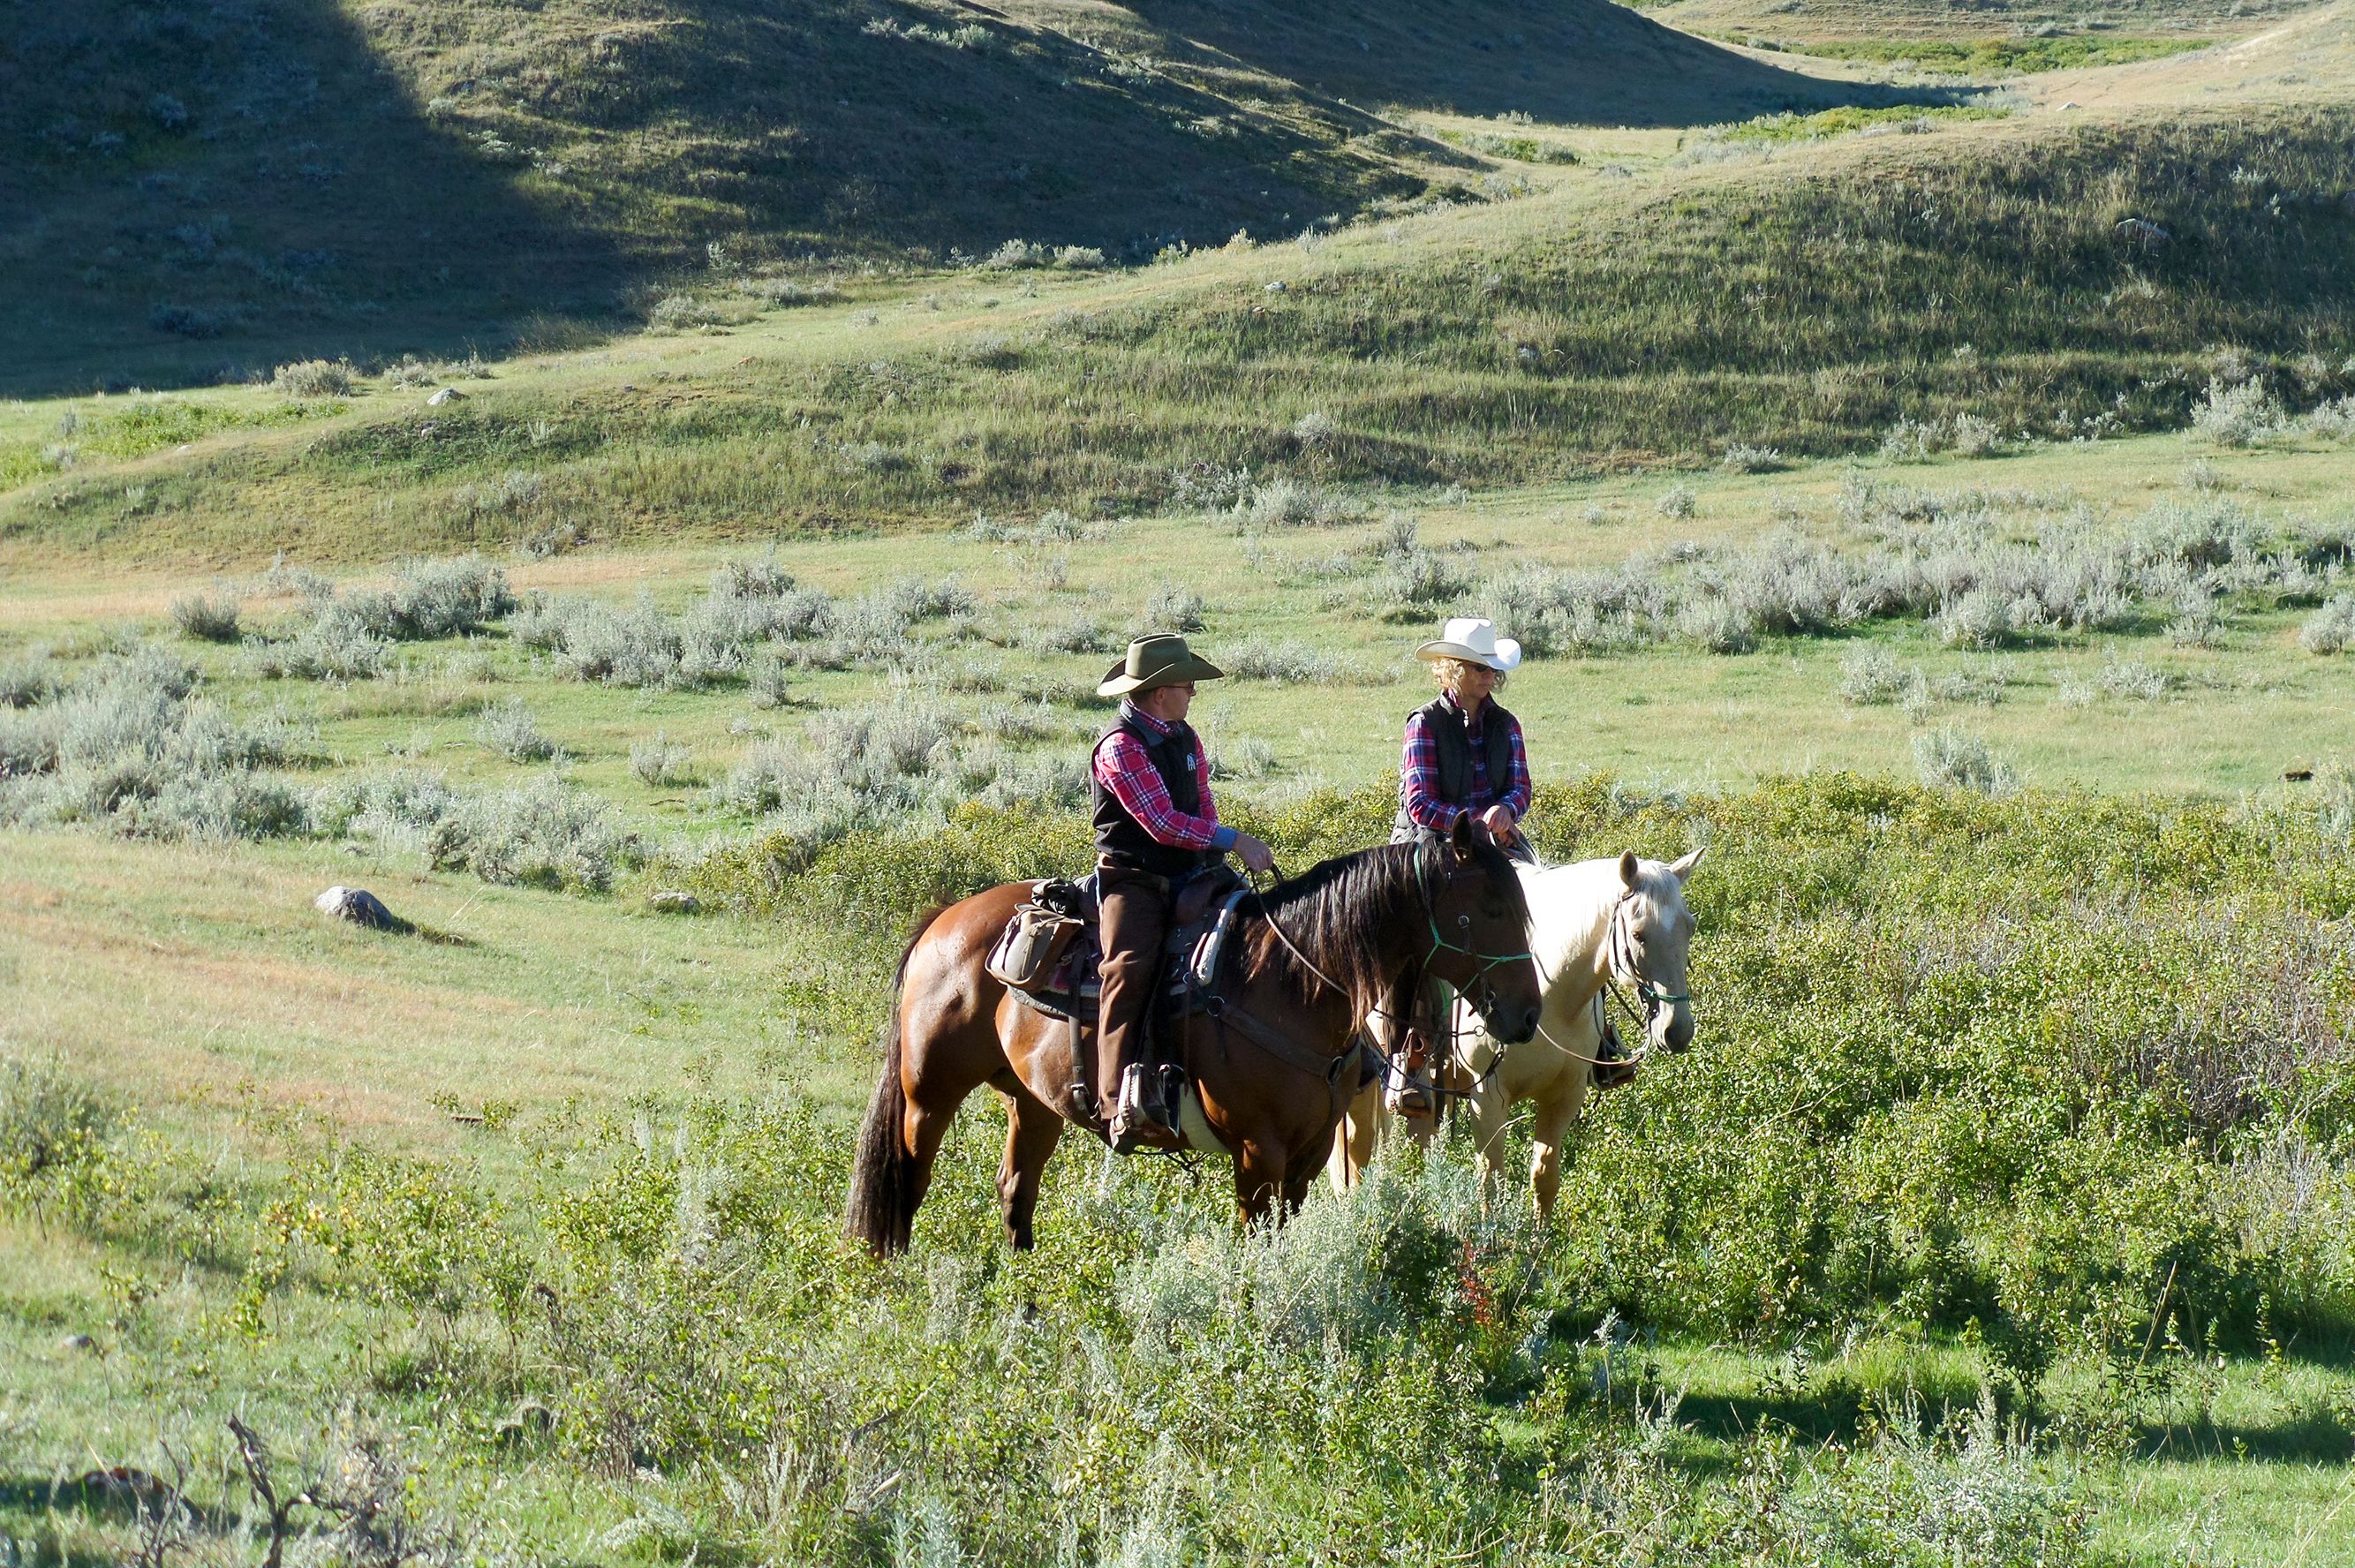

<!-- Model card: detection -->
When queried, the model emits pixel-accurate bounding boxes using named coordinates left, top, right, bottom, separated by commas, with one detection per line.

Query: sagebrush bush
left=0, top=649, right=57, bottom=709
left=348, top=555, right=517, bottom=641
left=2299, top=595, right=2355, bottom=654
left=2190, top=377, right=2289, bottom=448
left=475, top=697, right=556, bottom=761
left=255, top=601, right=391, bottom=681
left=170, top=591, right=241, bottom=643
left=1222, top=639, right=1358, bottom=684
left=1913, top=724, right=2014, bottom=793
left=0, top=646, right=306, bottom=839
left=1246, top=476, right=1356, bottom=529
left=1837, top=644, right=1918, bottom=705
left=1719, top=442, right=1784, bottom=473
left=428, top=774, right=643, bottom=892
left=271, top=358, right=356, bottom=397
left=1936, top=590, right=2016, bottom=650
left=1143, top=583, right=1209, bottom=634
left=631, top=734, right=694, bottom=787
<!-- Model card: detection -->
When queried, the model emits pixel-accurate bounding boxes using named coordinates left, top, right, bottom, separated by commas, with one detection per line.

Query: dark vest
left=1393, top=695, right=1517, bottom=842
left=1093, top=712, right=1207, bottom=878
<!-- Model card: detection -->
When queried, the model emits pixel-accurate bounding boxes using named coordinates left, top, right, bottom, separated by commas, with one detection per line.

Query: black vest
left=1093, top=711, right=1208, bottom=878
left=1393, top=695, right=1518, bottom=842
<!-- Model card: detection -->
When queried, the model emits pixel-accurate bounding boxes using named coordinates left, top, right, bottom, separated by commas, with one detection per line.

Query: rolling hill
left=0, top=0, right=1900, bottom=396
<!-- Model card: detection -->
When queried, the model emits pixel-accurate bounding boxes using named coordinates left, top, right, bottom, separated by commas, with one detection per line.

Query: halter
left=1601, top=880, right=1690, bottom=1033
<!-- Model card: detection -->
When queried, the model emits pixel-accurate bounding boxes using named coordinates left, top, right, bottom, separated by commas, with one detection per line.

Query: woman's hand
left=1481, top=804, right=1520, bottom=844
left=1234, top=832, right=1277, bottom=875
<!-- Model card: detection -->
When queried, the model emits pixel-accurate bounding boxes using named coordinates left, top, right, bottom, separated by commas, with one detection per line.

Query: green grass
left=10, top=104, right=2351, bottom=558
left=2, top=0, right=1915, bottom=398
left=1712, top=103, right=2014, bottom=142
left=1778, top=37, right=2215, bottom=75
left=6, top=770, right=2354, bottom=1562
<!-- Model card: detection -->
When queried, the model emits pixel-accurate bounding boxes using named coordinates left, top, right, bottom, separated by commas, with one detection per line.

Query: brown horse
left=846, top=818, right=1544, bottom=1255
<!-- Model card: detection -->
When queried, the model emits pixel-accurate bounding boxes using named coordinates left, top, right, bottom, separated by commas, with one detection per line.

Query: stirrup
left=1107, top=1065, right=1179, bottom=1153
left=1591, top=1030, right=1638, bottom=1091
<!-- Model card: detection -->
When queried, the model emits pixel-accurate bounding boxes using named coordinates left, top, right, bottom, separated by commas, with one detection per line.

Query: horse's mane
left=1244, top=834, right=1528, bottom=1016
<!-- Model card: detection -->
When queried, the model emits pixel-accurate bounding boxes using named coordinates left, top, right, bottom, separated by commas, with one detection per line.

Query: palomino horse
left=1328, top=848, right=1703, bottom=1221
left=847, top=819, right=1544, bottom=1255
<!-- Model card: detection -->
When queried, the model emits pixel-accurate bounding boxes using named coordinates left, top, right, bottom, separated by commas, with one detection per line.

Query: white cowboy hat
left=1415, top=617, right=1521, bottom=672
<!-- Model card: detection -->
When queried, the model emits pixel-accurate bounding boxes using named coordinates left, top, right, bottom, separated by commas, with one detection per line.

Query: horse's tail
left=845, top=908, right=946, bottom=1256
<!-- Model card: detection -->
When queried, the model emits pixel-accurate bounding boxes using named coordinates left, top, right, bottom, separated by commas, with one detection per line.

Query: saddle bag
left=986, top=898, right=1086, bottom=992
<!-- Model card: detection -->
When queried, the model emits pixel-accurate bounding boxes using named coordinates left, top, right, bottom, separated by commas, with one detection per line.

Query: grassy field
left=7, top=2, right=2355, bottom=1563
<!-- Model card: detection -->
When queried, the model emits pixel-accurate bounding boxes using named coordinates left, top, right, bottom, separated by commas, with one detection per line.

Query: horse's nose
left=1665, top=1009, right=1694, bottom=1052
left=1508, top=1002, right=1541, bottom=1044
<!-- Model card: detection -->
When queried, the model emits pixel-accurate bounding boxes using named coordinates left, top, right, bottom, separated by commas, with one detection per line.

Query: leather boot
left=1107, top=1063, right=1180, bottom=1153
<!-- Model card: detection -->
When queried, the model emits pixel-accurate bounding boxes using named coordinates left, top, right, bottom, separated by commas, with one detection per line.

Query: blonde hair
left=1432, top=656, right=1505, bottom=698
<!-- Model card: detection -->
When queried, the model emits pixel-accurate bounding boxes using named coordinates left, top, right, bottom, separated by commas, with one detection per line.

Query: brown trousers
left=1095, top=862, right=1171, bottom=1108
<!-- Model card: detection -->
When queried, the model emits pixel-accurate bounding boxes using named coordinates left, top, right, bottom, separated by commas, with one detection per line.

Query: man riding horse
left=1091, top=634, right=1277, bottom=1151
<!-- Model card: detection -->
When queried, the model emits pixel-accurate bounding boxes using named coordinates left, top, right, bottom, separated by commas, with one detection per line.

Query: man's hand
left=1234, top=832, right=1277, bottom=876
left=1481, top=804, right=1521, bottom=844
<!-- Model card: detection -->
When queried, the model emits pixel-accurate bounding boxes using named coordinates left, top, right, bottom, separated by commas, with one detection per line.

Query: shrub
left=0, top=1057, right=120, bottom=1223
left=1025, top=614, right=1110, bottom=655
left=1838, top=645, right=1919, bottom=705
left=1, top=650, right=58, bottom=709
left=1720, top=443, right=1784, bottom=473
left=429, top=774, right=643, bottom=892
left=1913, top=724, right=2014, bottom=793
left=1655, top=482, right=1697, bottom=519
left=1247, top=477, right=1356, bottom=529
left=170, top=592, right=241, bottom=643
left=2096, top=655, right=2173, bottom=699
left=310, top=768, right=460, bottom=852
left=347, top=555, right=517, bottom=640
left=0, top=646, right=306, bottom=840
left=1053, top=245, right=1107, bottom=270
left=1950, top=412, right=2002, bottom=456
left=985, top=238, right=1050, bottom=269
left=747, top=650, right=793, bottom=708
left=1222, top=640, right=1356, bottom=683
left=1936, top=590, right=2015, bottom=650
left=1144, top=584, right=1208, bottom=634
left=475, top=697, right=556, bottom=761
left=2189, top=377, right=2289, bottom=448
left=631, top=735, right=694, bottom=787
left=2298, top=595, right=2355, bottom=654
left=1677, top=598, right=1758, bottom=653
left=1169, top=463, right=1252, bottom=512
left=255, top=602, right=391, bottom=681
left=271, top=358, right=356, bottom=397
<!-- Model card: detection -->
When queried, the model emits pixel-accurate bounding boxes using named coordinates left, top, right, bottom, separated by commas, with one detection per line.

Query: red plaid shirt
left=1401, top=695, right=1530, bottom=832
left=1092, top=704, right=1234, bottom=852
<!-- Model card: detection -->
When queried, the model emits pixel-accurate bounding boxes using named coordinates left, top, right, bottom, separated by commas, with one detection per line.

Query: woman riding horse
left=1088, top=635, right=1277, bottom=1151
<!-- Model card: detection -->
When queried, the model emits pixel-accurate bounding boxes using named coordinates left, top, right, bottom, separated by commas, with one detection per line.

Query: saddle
left=983, top=864, right=1379, bottom=1148
left=985, top=863, right=1251, bottom=1023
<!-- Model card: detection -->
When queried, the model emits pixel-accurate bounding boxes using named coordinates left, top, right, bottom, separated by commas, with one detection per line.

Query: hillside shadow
left=0, top=0, right=630, bottom=397
left=579, top=0, right=1435, bottom=253
left=1122, top=0, right=1962, bottom=125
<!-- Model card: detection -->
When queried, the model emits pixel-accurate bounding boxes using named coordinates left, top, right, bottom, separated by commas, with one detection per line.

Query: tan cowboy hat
left=1097, top=633, right=1226, bottom=697
left=1415, top=616, right=1522, bottom=672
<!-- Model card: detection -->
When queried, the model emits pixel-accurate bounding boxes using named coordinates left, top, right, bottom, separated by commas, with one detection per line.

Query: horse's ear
left=1450, top=813, right=1479, bottom=863
left=1669, top=846, right=1706, bottom=885
left=1618, top=849, right=1641, bottom=888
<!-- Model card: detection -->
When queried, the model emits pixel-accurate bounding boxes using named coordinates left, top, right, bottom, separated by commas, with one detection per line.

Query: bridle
left=1602, top=881, right=1690, bottom=1031
left=1249, top=845, right=1534, bottom=1033
left=1411, top=845, right=1535, bottom=1028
